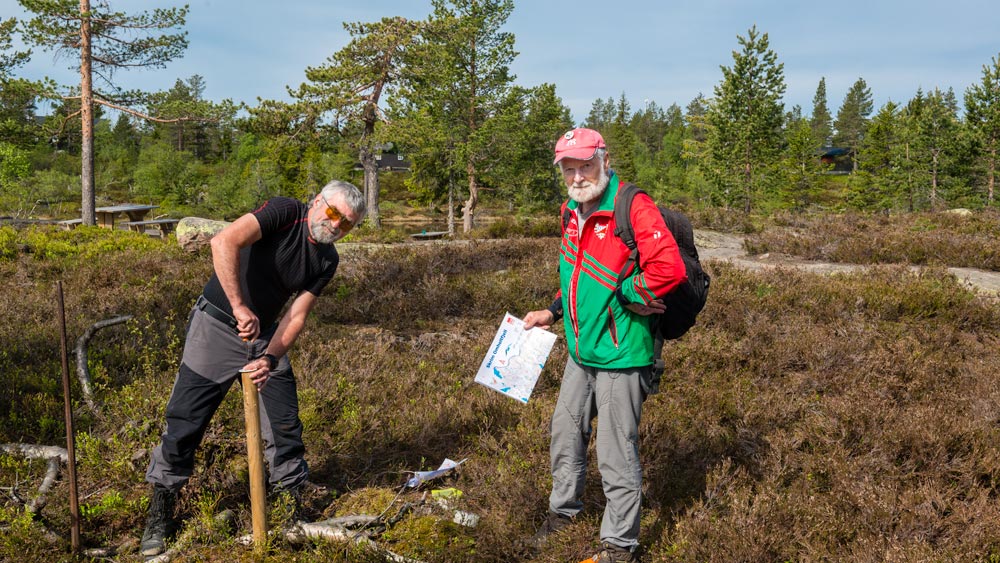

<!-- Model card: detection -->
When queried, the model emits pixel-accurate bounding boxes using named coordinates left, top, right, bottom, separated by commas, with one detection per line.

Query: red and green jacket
left=556, top=173, right=687, bottom=369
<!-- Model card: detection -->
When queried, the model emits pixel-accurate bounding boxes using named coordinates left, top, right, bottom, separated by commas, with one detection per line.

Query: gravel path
left=696, top=230, right=1000, bottom=296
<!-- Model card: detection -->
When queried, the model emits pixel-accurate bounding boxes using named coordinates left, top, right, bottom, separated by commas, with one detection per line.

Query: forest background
left=1, top=0, right=1000, bottom=231
left=6, top=1, right=1000, bottom=562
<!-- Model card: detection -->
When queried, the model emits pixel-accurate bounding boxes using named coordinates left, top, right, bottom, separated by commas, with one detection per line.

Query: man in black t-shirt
left=140, top=180, right=366, bottom=557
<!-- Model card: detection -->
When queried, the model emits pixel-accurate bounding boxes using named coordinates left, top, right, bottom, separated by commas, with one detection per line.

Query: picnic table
left=59, top=204, right=160, bottom=231
left=95, top=204, right=158, bottom=229
left=124, top=218, right=180, bottom=239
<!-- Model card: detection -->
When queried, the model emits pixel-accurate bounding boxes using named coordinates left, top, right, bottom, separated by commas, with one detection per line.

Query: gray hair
left=319, top=180, right=367, bottom=221
left=558, top=147, right=608, bottom=172
left=592, top=148, right=607, bottom=166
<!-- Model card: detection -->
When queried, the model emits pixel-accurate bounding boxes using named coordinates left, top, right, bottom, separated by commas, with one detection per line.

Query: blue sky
left=3, top=0, right=999, bottom=123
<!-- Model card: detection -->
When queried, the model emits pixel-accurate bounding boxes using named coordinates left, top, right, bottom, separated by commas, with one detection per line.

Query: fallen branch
left=233, top=516, right=426, bottom=563
left=75, top=315, right=132, bottom=415
left=0, top=446, right=65, bottom=544
left=0, top=444, right=69, bottom=463
left=0, top=444, right=66, bottom=515
left=27, top=457, right=60, bottom=514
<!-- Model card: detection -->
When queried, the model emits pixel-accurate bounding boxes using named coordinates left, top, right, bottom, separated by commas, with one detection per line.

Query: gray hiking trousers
left=549, top=357, right=649, bottom=549
left=145, top=298, right=307, bottom=492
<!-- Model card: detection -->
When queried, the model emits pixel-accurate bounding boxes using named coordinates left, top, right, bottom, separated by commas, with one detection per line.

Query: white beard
left=567, top=166, right=610, bottom=205
left=310, top=220, right=342, bottom=244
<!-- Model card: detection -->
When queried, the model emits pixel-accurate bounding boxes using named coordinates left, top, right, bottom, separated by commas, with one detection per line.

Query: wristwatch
left=263, top=353, right=278, bottom=370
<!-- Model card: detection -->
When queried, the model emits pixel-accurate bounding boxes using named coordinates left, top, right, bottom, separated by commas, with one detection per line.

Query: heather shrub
left=5, top=227, right=1000, bottom=562
left=747, top=210, right=1000, bottom=270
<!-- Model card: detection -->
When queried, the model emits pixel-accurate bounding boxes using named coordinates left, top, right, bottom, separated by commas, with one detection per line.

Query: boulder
left=176, top=217, right=230, bottom=252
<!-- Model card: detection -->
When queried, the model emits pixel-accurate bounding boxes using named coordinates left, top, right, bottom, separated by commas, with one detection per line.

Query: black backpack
left=612, top=183, right=710, bottom=342
left=561, top=182, right=710, bottom=377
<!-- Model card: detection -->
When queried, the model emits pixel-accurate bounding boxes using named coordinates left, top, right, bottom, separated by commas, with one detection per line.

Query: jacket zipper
left=568, top=211, right=584, bottom=359
left=606, top=305, right=619, bottom=348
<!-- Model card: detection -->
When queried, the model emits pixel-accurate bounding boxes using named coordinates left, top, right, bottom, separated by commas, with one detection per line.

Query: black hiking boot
left=529, top=510, right=573, bottom=549
left=593, top=541, right=642, bottom=563
left=140, top=485, right=177, bottom=557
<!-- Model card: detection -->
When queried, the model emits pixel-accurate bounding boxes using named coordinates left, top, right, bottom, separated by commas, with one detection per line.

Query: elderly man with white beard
left=139, top=181, right=365, bottom=556
left=523, top=128, right=687, bottom=563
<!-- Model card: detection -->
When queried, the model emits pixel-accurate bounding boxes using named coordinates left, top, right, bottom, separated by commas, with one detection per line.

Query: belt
left=195, top=295, right=238, bottom=330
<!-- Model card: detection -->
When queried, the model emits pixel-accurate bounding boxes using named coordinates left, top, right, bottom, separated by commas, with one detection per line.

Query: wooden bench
left=58, top=218, right=83, bottom=230
left=409, top=230, right=450, bottom=240
left=124, top=218, right=180, bottom=239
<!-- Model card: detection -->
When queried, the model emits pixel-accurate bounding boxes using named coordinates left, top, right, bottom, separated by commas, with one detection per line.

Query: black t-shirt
left=202, top=197, right=339, bottom=328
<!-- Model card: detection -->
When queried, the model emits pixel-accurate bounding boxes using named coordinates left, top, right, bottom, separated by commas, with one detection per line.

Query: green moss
left=382, top=515, right=476, bottom=560
left=334, top=487, right=399, bottom=517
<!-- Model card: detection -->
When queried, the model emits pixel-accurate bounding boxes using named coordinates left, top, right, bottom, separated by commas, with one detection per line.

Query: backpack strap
left=612, top=182, right=643, bottom=251
left=613, top=182, right=666, bottom=380
left=612, top=182, right=644, bottom=285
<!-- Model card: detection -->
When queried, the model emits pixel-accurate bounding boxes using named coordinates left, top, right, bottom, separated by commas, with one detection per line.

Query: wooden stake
left=241, top=373, right=268, bottom=552
left=56, top=281, right=80, bottom=553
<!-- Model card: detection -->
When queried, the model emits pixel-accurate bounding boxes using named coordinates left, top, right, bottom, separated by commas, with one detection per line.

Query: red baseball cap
left=553, top=128, right=606, bottom=164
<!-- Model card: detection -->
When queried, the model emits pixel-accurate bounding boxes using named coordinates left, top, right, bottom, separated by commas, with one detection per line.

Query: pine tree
left=479, top=84, right=572, bottom=208
left=780, top=115, right=826, bottom=210
left=0, top=17, right=42, bottom=147
left=704, top=26, right=786, bottom=213
left=833, top=77, right=874, bottom=172
left=965, top=53, right=1000, bottom=204
left=294, top=16, right=419, bottom=228
left=630, top=99, right=668, bottom=155
left=915, top=88, right=960, bottom=208
left=850, top=101, right=905, bottom=210
left=685, top=93, right=708, bottom=144
left=18, top=0, right=189, bottom=225
left=390, top=0, right=517, bottom=233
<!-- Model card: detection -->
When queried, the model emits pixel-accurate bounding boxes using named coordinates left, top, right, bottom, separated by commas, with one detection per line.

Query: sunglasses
left=320, top=193, right=355, bottom=233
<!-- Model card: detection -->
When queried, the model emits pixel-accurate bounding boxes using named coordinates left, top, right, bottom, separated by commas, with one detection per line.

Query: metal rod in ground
left=56, top=281, right=80, bottom=553
left=241, top=373, right=268, bottom=552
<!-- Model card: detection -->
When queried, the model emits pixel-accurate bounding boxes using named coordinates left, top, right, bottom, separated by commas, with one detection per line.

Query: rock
left=453, top=510, right=479, bottom=528
left=945, top=208, right=973, bottom=216
left=176, top=217, right=230, bottom=252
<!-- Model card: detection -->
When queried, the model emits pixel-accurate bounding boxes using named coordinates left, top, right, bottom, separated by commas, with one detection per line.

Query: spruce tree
left=608, top=92, right=637, bottom=181
left=810, top=77, right=833, bottom=147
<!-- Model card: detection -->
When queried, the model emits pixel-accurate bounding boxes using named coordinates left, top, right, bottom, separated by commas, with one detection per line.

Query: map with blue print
left=475, top=312, right=558, bottom=403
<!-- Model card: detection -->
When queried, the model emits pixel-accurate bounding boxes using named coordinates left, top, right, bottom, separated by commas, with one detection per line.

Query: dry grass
left=3, top=221, right=1000, bottom=562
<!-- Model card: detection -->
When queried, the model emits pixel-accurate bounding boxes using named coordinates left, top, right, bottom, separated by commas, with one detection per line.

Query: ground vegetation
left=3, top=213, right=1000, bottom=561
